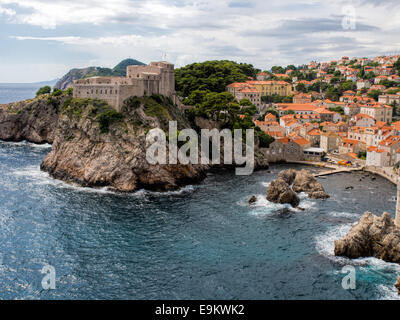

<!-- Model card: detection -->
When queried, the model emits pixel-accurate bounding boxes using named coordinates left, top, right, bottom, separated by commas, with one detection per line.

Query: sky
left=0, top=0, right=400, bottom=82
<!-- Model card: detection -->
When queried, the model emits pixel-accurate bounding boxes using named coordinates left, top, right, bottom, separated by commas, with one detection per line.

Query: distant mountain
left=0, top=79, right=59, bottom=87
left=54, top=59, right=146, bottom=90
left=33, top=79, right=60, bottom=86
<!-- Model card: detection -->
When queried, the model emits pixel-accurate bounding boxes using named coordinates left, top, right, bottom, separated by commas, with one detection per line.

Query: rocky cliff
left=0, top=93, right=269, bottom=192
left=0, top=94, right=65, bottom=144
left=334, top=212, right=400, bottom=262
left=39, top=95, right=208, bottom=192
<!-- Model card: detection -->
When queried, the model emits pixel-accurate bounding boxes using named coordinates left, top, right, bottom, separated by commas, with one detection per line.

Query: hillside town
left=227, top=54, right=400, bottom=174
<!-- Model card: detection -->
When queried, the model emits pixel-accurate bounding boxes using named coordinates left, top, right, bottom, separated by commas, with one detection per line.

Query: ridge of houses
left=226, top=54, right=400, bottom=166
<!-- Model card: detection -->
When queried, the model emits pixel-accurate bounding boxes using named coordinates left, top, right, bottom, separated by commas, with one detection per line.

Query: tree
left=36, top=86, right=51, bottom=96
left=329, top=106, right=344, bottom=115
left=175, top=60, right=260, bottom=97
left=333, top=70, right=341, bottom=77
left=368, top=90, right=382, bottom=101
left=357, top=151, right=367, bottom=160
left=296, top=83, right=307, bottom=92
left=271, top=66, right=285, bottom=74
left=239, top=99, right=252, bottom=106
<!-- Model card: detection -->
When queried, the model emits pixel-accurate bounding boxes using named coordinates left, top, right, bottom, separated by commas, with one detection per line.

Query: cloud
left=0, top=0, right=200, bottom=29
left=228, top=2, right=253, bottom=8
left=1, top=0, right=400, bottom=82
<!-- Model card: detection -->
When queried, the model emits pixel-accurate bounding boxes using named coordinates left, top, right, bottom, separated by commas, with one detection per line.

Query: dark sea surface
left=0, top=141, right=399, bottom=300
left=0, top=83, right=48, bottom=104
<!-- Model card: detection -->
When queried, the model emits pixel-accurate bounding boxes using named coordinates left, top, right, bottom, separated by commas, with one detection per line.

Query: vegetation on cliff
left=39, top=93, right=206, bottom=192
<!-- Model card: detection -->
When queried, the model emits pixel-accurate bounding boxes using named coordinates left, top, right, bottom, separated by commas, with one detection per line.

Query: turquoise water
left=0, top=141, right=399, bottom=299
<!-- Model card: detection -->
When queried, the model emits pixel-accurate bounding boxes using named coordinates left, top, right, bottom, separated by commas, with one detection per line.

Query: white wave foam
left=132, top=185, right=196, bottom=197
left=239, top=193, right=318, bottom=216
left=238, top=194, right=288, bottom=214
left=315, top=224, right=400, bottom=271
left=315, top=223, right=353, bottom=262
left=329, top=211, right=359, bottom=219
left=378, top=284, right=400, bottom=300
left=0, top=140, right=52, bottom=149
left=260, top=181, right=270, bottom=187
left=12, top=165, right=117, bottom=194
left=12, top=165, right=198, bottom=196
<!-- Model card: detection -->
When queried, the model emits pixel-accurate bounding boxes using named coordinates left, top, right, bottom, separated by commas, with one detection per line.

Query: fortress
left=72, top=61, right=176, bottom=111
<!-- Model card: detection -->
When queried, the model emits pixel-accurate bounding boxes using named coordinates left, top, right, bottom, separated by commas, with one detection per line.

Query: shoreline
left=284, top=160, right=398, bottom=185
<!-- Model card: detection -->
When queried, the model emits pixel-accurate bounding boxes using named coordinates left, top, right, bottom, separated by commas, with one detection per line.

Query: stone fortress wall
left=72, top=61, right=176, bottom=111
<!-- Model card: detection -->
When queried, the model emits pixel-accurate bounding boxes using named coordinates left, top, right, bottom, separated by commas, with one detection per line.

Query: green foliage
left=36, top=86, right=51, bottom=96
left=324, top=86, right=340, bottom=101
left=143, top=96, right=172, bottom=122
left=62, top=97, right=92, bottom=118
left=284, top=110, right=296, bottom=115
left=255, top=127, right=275, bottom=148
left=175, top=60, right=260, bottom=97
left=65, top=88, right=73, bottom=96
left=271, top=66, right=285, bottom=74
left=333, top=70, right=341, bottom=77
left=395, top=58, right=400, bottom=74
left=112, top=58, right=145, bottom=76
left=387, top=88, right=400, bottom=94
left=261, top=94, right=293, bottom=104
left=183, top=89, right=211, bottom=106
left=296, top=83, right=307, bottom=93
left=368, top=89, right=382, bottom=101
left=357, top=151, right=367, bottom=160
left=380, top=79, right=399, bottom=88
left=123, top=96, right=142, bottom=109
left=83, top=59, right=145, bottom=78
left=329, top=106, right=344, bottom=115
left=196, top=91, right=239, bottom=122
left=52, top=88, right=63, bottom=96
left=239, top=98, right=252, bottom=106
left=97, top=109, right=124, bottom=133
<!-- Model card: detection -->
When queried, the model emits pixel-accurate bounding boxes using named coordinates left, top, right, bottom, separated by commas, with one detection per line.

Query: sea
left=0, top=82, right=56, bottom=104
left=0, top=87, right=399, bottom=300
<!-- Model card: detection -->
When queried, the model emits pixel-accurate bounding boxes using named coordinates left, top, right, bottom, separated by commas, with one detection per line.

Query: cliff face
left=0, top=93, right=269, bottom=192
left=0, top=95, right=65, bottom=144
left=40, top=96, right=207, bottom=192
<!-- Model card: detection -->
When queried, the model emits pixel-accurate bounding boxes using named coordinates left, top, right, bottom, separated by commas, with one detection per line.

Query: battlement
left=72, top=61, right=175, bottom=111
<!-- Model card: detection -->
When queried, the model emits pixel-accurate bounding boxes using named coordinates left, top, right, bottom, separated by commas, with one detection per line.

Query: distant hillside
left=55, top=59, right=145, bottom=90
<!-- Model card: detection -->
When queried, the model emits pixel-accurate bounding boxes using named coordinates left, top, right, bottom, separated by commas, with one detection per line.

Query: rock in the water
left=334, top=212, right=400, bottom=262
left=292, top=169, right=329, bottom=199
left=248, top=195, right=257, bottom=204
left=308, top=191, right=330, bottom=199
left=345, top=186, right=354, bottom=190
left=395, top=277, right=400, bottom=294
left=278, top=169, right=297, bottom=185
left=266, top=178, right=300, bottom=208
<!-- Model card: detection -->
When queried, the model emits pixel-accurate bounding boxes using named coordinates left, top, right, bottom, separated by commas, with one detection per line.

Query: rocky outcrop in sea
left=267, top=169, right=329, bottom=207
left=334, top=212, right=400, bottom=262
